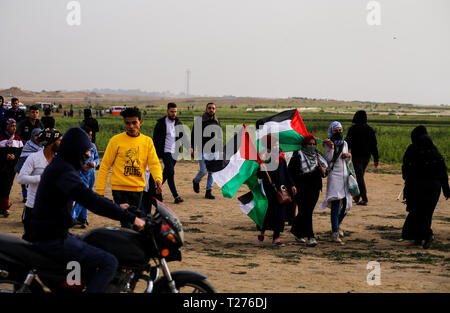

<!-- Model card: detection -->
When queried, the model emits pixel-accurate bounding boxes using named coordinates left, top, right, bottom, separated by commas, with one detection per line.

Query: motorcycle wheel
left=153, top=279, right=216, bottom=293
left=0, top=273, right=44, bottom=293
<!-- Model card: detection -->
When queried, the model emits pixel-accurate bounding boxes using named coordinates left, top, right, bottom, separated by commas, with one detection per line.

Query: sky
left=1, top=0, right=449, bottom=105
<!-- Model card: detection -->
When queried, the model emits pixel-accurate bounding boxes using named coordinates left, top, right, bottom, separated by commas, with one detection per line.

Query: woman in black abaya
left=401, top=126, right=449, bottom=249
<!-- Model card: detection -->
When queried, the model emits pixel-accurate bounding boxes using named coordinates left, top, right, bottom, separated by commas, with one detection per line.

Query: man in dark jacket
left=5, top=97, right=26, bottom=130
left=81, top=108, right=99, bottom=144
left=29, top=127, right=145, bottom=293
left=190, top=103, right=222, bottom=199
left=345, top=110, right=379, bottom=205
left=153, top=102, right=185, bottom=204
left=16, top=105, right=45, bottom=144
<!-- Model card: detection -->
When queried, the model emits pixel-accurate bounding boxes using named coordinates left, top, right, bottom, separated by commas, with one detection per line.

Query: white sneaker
left=307, top=237, right=318, bottom=247
left=338, top=228, right=344, bottom=238
left=295, top=237, right=306, bottom=243
left=331, top=232, right=344, bottom=245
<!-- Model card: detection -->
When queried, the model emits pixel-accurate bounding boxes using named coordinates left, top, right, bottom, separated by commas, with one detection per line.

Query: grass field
left=53, top=105, right=450, bottom=167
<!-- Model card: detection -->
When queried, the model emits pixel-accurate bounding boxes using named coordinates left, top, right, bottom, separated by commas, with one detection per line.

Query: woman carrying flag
left=257, top=135, right=296, bottom=247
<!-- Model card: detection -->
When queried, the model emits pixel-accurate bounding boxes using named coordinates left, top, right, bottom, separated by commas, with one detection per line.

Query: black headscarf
left=352, top=110, right=367, bottom=124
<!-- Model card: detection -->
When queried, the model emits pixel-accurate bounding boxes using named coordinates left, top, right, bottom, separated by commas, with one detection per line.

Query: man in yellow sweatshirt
left=96, top=107, right=162, bottom=227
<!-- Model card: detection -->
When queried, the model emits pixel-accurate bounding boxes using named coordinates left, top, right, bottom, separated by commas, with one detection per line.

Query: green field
left=52, top=105, right=450, bottom=169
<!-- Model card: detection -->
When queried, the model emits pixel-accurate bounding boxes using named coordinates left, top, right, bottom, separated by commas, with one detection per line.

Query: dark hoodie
left=345, top=110, right=379, bottom=161
left=29, top=127, right=136, bottom=242
left=81, top=109, right=99, bottom=143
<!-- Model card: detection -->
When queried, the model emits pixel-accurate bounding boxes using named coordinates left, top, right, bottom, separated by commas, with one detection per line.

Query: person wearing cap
left=71, top=125, right=100, bottom=228
left=29, top=127, right=145, bottom=293
left=0, top=118, right=24, bottom=217
left=14, top=127, right=43, bottom=203
left=18, top=128, right=62, bottom=240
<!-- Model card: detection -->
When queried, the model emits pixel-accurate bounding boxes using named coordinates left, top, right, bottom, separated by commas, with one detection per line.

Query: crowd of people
left=0, top=96, right=449, bottom=292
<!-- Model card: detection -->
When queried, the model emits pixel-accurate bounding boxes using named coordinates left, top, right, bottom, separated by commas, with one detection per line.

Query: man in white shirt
left=153, top=103, right=186, bottom=204
left=18, top=128, right=62, bottom=240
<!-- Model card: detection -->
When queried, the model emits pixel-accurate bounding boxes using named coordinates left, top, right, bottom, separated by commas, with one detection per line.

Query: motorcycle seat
left=0, top=233, right=65, bottom=270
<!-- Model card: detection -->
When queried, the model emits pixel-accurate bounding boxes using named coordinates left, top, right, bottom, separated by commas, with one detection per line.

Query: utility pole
left=186, top=69, right=191, bottom=97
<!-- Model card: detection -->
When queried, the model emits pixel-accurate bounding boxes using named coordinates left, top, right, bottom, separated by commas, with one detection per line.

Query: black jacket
left=41, top=116, right=55, bottom=129
left=16, top=119, right=44, bottom=143
left=29, top=127, right=136, bottom=242
left=345, top=111, right=379, bottom=161
left=81, top=109, right=99, bottom=143
left=153, top=116, right=184, bottom=158
left=190, top=113, right=222, bottom=153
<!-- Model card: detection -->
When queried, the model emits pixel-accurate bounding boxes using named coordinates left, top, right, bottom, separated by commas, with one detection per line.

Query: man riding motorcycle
left=28, top=127, right=145, bottom=293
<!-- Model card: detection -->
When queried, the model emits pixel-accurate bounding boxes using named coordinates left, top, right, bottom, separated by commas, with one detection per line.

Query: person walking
left=5, top=97, right=26, bottom=129
left=288, top=135, right=327, bottom=247
left=81, top=108, right=99, bottom=144
left=41, top=107, right=55, bottom=129
left=16, top=105, right=45, bottom=144
left=15, top=105, right=44, bottom=202
left=71, top=126, right=99, bottom=228
left=257, top=135, right=296, bottom=247
left=319, top=121, right=353, bottom=245
left=191, top=103, right=222, bottom=199
left=14, top=128, right=42, bottom=203
left=401, top=126, right=449, bottom=249
left=153, top=102, right=185, bottom=204
left=18, top=128, right=62, bottom=240
left=0, top=119, right=24, bottom=217
left=345, top=110, right=379, bottom=205
left=96, top=107, right=163, bottom=228
left=29, top=127, right=145, bottom=293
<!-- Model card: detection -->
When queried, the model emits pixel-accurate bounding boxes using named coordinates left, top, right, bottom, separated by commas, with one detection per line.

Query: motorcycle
left=0, top=199, right=216, bottom=293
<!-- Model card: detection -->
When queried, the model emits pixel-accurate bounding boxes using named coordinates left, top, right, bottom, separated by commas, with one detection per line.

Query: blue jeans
left=33, top=233, right=118, bottom=293
left=330, top=199, right=347, bottom=232
left=193, top=153, right=217, bottom=191
left=72, top=169, right=95, bottom=220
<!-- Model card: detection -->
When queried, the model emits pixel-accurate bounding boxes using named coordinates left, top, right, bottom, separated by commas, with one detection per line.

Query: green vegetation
left=51, top=103, right=450, bottom=167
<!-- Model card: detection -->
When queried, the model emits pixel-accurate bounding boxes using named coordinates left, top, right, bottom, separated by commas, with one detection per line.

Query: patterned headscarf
left=37, top=128, right=62, bottom=146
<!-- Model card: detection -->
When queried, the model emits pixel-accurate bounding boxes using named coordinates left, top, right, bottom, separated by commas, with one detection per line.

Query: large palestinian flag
left=205, top=125, right=268, bottom=227
left=256, top=109, right=323, bottom=152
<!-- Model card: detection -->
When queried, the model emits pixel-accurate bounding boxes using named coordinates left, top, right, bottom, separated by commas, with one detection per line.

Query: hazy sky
left=1, top=0, right=449, bottom=105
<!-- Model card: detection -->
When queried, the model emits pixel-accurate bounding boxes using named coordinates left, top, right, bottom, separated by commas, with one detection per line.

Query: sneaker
left=338, top=228, right=344, bottom=238
left=174, top=196, right=184, bottom=204
left=423, top=235, right=434, bottom=249
left=295, top=237, right=306, bottom=243
left=205, top=190, right=215, bottom=199
left=357, top=200, right=368, bottom=206
left=307, top=237, right=318, bottom=247
left=331, top=232, right=344, bottom=245
left=193, top=180, right=200, bottom=193
left=272, top=239, right=285, bottom=247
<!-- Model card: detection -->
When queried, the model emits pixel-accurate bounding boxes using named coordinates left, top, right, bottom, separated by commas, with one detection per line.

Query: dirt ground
left=1, top=161, right=449, bottom=293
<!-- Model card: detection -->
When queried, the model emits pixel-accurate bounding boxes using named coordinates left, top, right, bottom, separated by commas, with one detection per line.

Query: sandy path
left=1, top=161, right=449, bottom=293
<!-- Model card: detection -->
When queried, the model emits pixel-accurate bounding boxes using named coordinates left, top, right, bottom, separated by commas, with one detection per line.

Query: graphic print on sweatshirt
left=124, top=146, right=142, bottom=177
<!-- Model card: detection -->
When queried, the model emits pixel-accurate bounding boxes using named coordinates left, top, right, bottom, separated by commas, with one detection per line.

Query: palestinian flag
left=256, top=109, right=323, bottom=152
left=205, top=125, right=268, bottom=227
